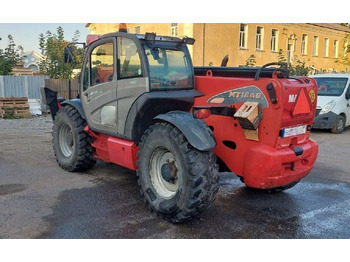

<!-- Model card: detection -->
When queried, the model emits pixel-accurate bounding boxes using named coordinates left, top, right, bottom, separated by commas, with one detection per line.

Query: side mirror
left=64, top=47, right=74, bottom=63
left=346, top=93, right=350, bottom=100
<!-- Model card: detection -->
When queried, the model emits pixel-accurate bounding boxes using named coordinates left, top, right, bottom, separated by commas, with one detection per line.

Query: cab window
left=143, top=44, right=193, bottom=90
left=90, top=42, right=114, bottom=86
left=117, top=38, right=143, bottom=79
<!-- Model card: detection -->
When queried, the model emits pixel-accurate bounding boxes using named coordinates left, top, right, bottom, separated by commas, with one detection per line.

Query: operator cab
left=68, top=30, right=197, bottom=142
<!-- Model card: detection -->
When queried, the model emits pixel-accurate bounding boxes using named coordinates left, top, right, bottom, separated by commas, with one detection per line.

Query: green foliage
left=277, top=49, right=312, bottom=76
left=339, top=33, right=350, bottom=66
left=0, top=35, right=23, bottom=75
left=245, top=54, right=256, bottom=67
left=277, top=49, right=286, bottom=63
left=38, top=27, right=83, bottom=79
left=288, top=56, right=312, bottom=76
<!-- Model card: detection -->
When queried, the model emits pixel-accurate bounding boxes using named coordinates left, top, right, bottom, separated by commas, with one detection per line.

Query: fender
left=43, top=87, right=85, bottom=120
left=155, top=111, right=216, bottom=151
left=61, top=99, right=86, bottom=119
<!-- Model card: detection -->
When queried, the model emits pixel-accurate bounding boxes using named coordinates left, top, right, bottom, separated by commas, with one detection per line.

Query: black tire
left=331, top=115, right=346, bottom=134
left=137, top=122, right=219, bottom=223
left=266, top=180, right=300, bottom=193
left=53, top=105, right=96, bottom=172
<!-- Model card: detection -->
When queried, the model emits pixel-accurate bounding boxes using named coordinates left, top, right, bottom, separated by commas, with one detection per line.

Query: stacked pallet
left=0, top=97, right=32, bottom=118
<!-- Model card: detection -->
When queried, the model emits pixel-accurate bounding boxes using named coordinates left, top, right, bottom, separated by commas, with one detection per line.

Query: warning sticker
left=309, top=90, right=316, bottom=104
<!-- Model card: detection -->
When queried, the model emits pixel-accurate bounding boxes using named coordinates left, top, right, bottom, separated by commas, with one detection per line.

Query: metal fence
left=0, top=75, right=49, bottom=109
left=0, top=76, right=81, bottom=111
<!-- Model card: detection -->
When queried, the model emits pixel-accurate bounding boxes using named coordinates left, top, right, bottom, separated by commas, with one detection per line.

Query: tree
left=245, top=54, right=256, bottom=67
left=0, top=35, right=23, bottom=75
left=277, top=49, right=313, bottom=76
left=38, top=27, right=83, bottom=79
left=339, top=33, right=350, bottom=67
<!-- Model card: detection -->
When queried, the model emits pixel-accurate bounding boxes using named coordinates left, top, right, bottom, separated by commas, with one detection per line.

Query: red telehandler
left=44, top=28, right=318, bottom=223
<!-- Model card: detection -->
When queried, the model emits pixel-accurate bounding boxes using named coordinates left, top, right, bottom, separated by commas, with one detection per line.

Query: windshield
left=143, top=44, right=193, bottom=90
left=314, top=77, right=348, bottom=96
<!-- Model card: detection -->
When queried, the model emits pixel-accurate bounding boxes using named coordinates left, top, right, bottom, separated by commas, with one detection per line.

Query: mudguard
left=61, top=99, right=86, bottom=119
left=155, top=111, right=216, bottom=151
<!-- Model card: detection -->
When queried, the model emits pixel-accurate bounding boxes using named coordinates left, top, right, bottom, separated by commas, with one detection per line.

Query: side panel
left=82, top=81, right=118, bottom=134
left=116, top=77, right=149, bottom=134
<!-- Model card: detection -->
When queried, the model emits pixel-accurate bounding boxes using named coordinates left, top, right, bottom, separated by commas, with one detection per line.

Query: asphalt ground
left=1, top=116, right=350, bottom=240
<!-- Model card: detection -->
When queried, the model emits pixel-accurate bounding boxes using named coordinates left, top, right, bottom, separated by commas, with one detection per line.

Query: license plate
left=281, top=125, right=307, bottom=138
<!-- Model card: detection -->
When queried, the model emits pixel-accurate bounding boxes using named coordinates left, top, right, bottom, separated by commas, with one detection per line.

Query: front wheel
left=53, top=106, right=96, bottom=172
left=137, top=122, right=219, bottom=223
left=331, top=115, right=346, bottom=134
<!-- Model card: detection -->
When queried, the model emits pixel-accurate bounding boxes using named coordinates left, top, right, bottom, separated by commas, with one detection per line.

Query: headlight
left=319, top=100, right=336, bottom=114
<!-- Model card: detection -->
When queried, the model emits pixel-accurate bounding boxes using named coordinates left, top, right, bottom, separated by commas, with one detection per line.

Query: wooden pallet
left=0, top=97, right=29, bottom=109
left=0, top=107, right=32, bottom=118
left=0, top=97, right=31, bottom=118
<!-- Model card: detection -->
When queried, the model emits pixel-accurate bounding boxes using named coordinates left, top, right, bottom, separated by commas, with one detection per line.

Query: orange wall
left=87, top=23, right=350, bottom=73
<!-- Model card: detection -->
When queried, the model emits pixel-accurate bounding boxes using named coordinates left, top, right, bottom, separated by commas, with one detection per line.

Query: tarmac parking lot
left=0, top=116, right=350, bottom=239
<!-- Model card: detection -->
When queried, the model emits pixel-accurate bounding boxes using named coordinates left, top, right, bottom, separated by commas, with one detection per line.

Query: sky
left=0, top=23, right=90, bottom=54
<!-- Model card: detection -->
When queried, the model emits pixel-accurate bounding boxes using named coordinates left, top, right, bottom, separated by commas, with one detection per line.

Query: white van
left=311, top=74, right=350, bottom=134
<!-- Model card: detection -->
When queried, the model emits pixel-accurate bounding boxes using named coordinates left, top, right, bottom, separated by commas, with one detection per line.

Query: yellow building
left=86, top=23, right=350, bottom=73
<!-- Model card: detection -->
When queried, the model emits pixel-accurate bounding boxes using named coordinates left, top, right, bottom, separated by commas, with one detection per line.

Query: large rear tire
left=137, top=122, right=219, bottom=223
left=53, top=106, right=96, bottom=172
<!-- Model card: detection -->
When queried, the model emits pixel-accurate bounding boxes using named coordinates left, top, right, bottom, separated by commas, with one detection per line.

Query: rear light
left=194, top=108, right=211, bottom=119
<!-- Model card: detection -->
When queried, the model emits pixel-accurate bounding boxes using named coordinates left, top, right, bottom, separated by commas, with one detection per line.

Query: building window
left=323, top=38, right=329, bottom=57
left=344, top=42, right=349, bottom=57
left=301, top=34, right=308, bottom=55
left=171, top=23, right=178, bottom=37
left=271, top=29, right=278, bottom=52
left=313, top=36, right=319, bottom=56
left=134, top=26, right=141, bottom=34
left=239, top=24, right=248, bottom=49
left=333, top=40, right=339, bottom=58
left=256, top=26, right=264, bottom=50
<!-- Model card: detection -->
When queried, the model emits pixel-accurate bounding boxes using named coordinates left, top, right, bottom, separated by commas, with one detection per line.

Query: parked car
left=311, top=74, right=350, bottom=133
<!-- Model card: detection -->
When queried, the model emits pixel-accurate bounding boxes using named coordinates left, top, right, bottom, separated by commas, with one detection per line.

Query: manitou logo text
left=289, top=94, right=297, bottom=103
left=229, top=91, right=263, bottom=99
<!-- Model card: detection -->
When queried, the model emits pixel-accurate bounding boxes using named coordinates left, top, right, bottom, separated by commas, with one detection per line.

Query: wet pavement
left=1, top=116, right=350, bottom=239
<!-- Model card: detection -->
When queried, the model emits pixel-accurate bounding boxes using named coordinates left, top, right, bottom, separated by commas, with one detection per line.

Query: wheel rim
left=338, top=118, right=345, bottom=131
left=59, top=123, right=74, bottom=157
left=149, top=147, right=179, bottom=199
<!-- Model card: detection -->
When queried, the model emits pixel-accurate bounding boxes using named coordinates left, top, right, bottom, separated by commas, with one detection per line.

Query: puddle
left=0, top=184, right=27, bottom=196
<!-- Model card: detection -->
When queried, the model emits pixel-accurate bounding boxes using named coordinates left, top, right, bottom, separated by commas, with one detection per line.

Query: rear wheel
left=53, top=106, right=96, bottom=172
left=331, top=115, right=346, bottom=134
left=137, top=122, right=219, bottom=223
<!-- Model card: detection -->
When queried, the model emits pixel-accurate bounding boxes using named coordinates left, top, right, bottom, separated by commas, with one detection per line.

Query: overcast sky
left=0, top=23, right=90, bottom=54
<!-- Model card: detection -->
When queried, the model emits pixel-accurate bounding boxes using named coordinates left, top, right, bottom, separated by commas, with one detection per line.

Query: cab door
left=81, top=37, right=119, bottom=135
left=115, top=37, right=149, bottom=135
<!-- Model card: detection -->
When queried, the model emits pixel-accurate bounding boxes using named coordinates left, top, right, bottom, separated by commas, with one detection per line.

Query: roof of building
left=308, top=23, right=350, bottom=33
left=20, top=51, right=44, bottom=60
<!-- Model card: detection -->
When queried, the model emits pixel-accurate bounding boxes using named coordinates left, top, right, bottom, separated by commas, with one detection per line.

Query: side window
left=346, top=83, right=350, bottom=99
left=90, top=42, right=114, bottom=86
left=118, top=38, right=142, bottom=79
left=82, top=60, right=89, bottom=91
